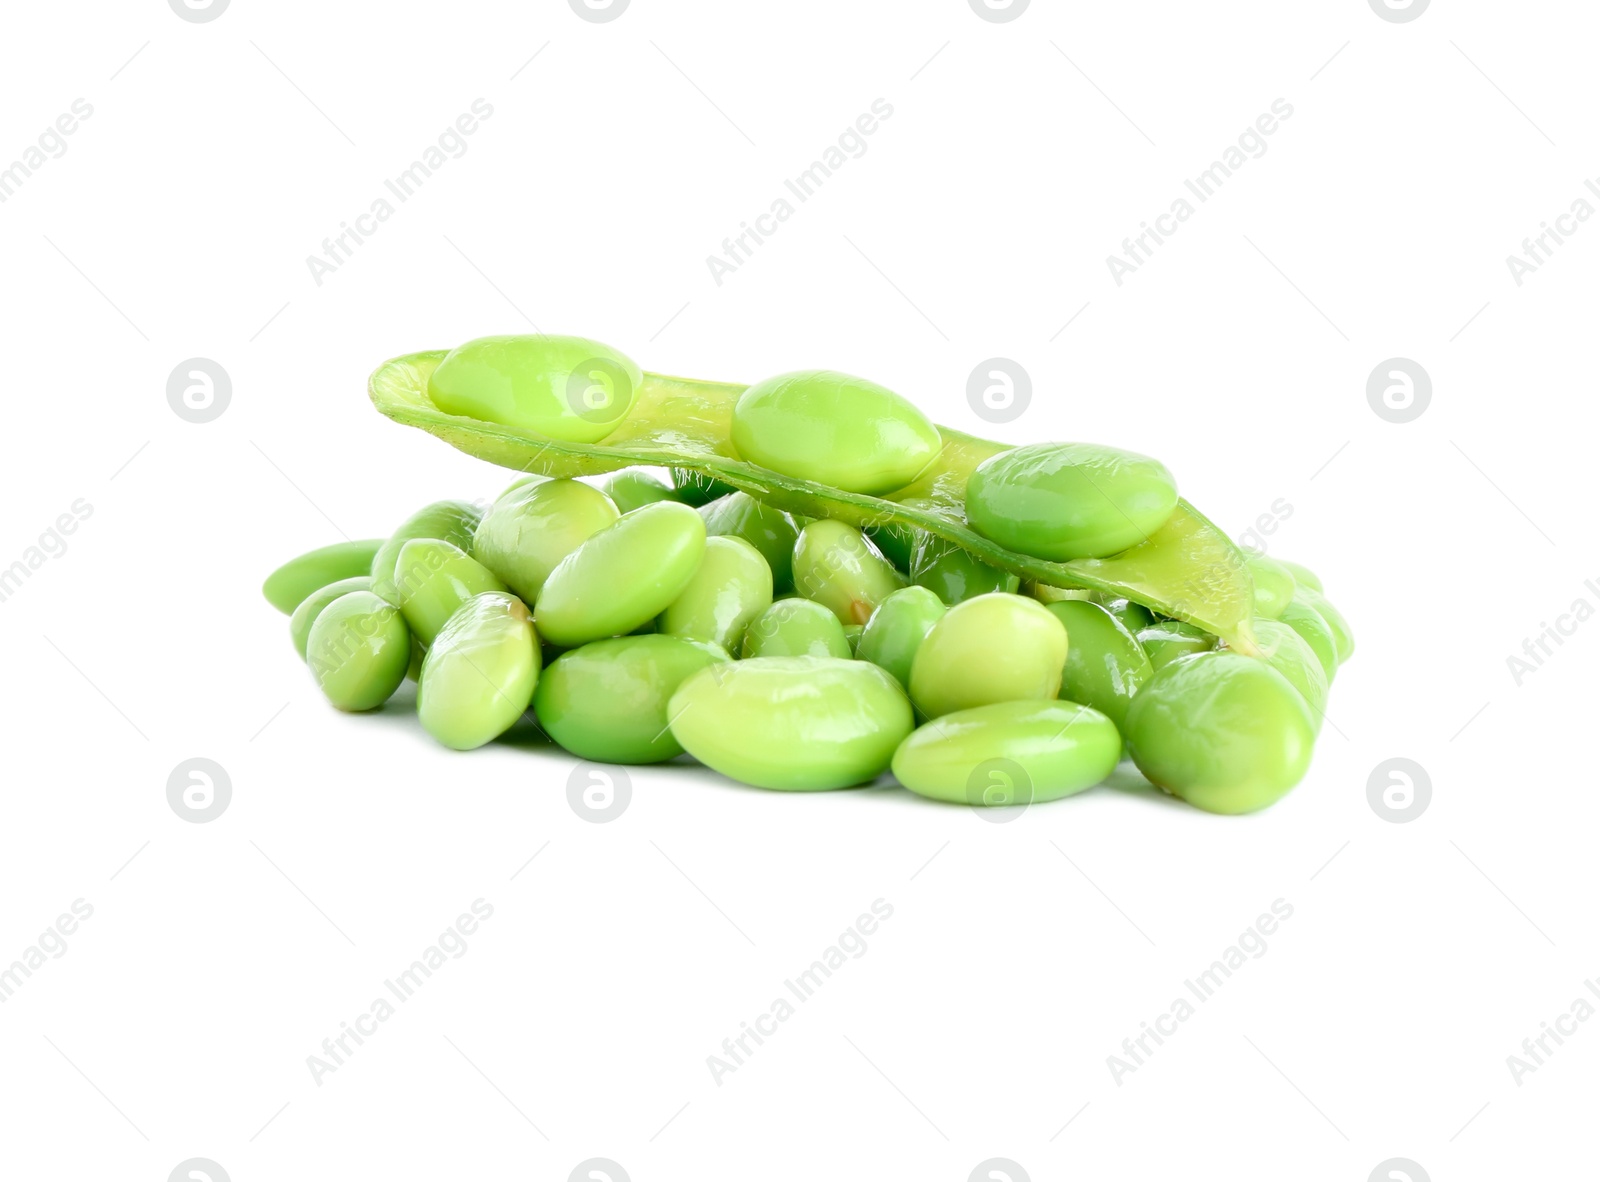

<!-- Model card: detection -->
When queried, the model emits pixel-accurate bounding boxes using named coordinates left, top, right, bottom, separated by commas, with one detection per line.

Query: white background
left=1, top=1, right=1594, bottom=1179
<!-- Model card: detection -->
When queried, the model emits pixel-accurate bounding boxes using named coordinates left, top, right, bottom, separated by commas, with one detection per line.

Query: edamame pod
left=1045, top=599, right=1153, bottom=734
left=289, top=575, right=372, bottom=659
left=1245, top=554, right=1296, bottom=620
left=856, top=586, right=946, bottom=690
left=1125, top=651, right=1315, bottom=814
left=371, top=501, right=483, bottom=604
left=427, top=335, right=641, bottom=443
left=472, top=478, right=619, bottom=604
left=534, top=635, right=729, bottom=763
left=741, top=598, right=852, bottom=659
left=658, top=535, right=774, bottom=652
left=700, top=492, right=802, bottom=593
left=306, top=591, right=412, bottom=711
left=601, top=469, right=680, bottom=514
left=966, top=442, right=1179, bottom=561
left=535, top=501, right=706, bottom=647
left=394, top=538, right=507, bottom=645
left=909, top=592, right=1068, bottom=718
left=263, top=539, right=385, bottom=613
left=669, top=657, right=913, bottom=790
left=892, top=700, right=1121, bottom=806
left=1025, top=582, right=1096, bottom=605
left=417, top=592, right=541, bottom=750
left=731, top=370, right=942, bottom=495
left=792, top=520, right=906, bottom=625
left=671, top=468, right=737, bottom=506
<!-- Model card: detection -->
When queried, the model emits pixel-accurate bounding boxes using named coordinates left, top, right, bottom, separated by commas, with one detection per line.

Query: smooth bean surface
left=371, top=501, right=483, bottom=604
left=1245, top=553, right=1296, bottom=620
left=289, top=575, right=372, bottom=659
left=791, top=520, right=906, bottom=625
left=601, top=469, right=679, bottom=514
left=700, top=492, right=801, bottom=593
left=741, top=598, right=852, bottom=659
left=1250, top=617, right=1330, bottom=729
left=1278, top=596, right=1338, bottom=680
left=534, top=635, right=728, bottom=763
left=1046, top=599, right=1153, bottom=733
left=892, top=700, right=1121, bottom=806
left=535, top=501, right=706, bottom=647
left=731, top=370, right=942, bottom=495
left=909, top=592, right=1068, bottom=718
left=472, top=478, right=618, bottom=604
left=966, top=442, right=1178, bottom=560
left=263, top=539, right=384, bottom=614
left=669, top=656, right=913, bottom=790
left=394, top=538, right=507, bottom=645
left=1136, top=620, right=1217, bottom=670
left=1295, top=587, right=1354, bottom=664
left=427, top=334, right=641, bottom=443
left=417, top=592, right=541, bottom=750
left=307, top=590, right=411, bottom=711
left=857, top=586, right=946, bottom=690
left=658, top=535, right=773, bottom=652
left=1278, top=558, right=1322, bottom=592
left=1125, top=651, right=1314, bottom=814
left=910, top=533, right=1019, bottom=603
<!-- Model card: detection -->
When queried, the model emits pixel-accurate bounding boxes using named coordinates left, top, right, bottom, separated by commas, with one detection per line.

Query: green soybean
left=843, top=624, right=863, bottom=654
left=669, top=656, right=913, bottom=790
left=1045, top=599, right=1153, bottom=734
left=1125, top=651, right=1315, bottom=814
left=1278, top=596, right=1338, bottom=680
left=741, top=598, right=852, bottom=659
left=658, top=535, right=773, bottom=652
left=417, top=592, right=541, bottom=750
left=856, top=586, right=946, bottom=690
left=1279, top=559, right=1322, bottom=592
left=1245, top=553, right=1296, bottom=620
left=966, top=442, right=1179, bottom=561
left=910, top=533, right=1019, bottom=603
left=306, top=591, right=412, bottom=711
left=892, top=700, right=1121, bottom=806
left=1103, top=597, right=1156, bottom=634
left=371, top=501, right=483, bottom=604
left=700, top=492, right=801, bottom=593
left=263, top=539, right=385, bottom=614
left=1026, top=582, right=1096, bottom=605
left=426, top=334, right=640, bottom=443
left=472, top=478, right=619, bottom=604
left=1250, top=617, right=1330, bottom=729
left=601, top=469, right=679, bottom=514
left=792, top=520, right=906, bottom=625
left=393, top=538, right=507, bottom=645
left=1136, top=620, right=1217, bottom=670
left=731, top=370, right=942, bottom=495
left=535, top=501, right=706, bottom=647
left=534, top=635, right=729, bottom=763
left=909, top=592, right=1068, bottom=719
left=289, top=576, right=372, bottom=659
left=1296, top=587, right=1354, bottom=664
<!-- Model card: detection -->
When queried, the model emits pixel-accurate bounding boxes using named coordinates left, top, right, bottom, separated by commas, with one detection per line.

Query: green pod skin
left=427, top=334, right=641, bottom=443
left=1103, top=597, right=1155, bottom=634
left=534, top=635, right=729, bottom=763
left=792, top=520, right=907, bottom=625
left=892, top=700, right=1122, bottom=806
left=671, top=468, right=737, bottom=507
left=658, top=535, right=774, bottom=652
left=371, top=501, right=483, bottom=604
left=417, top=592, right=541, bottom=750
left=601, top=469, right=680, bottom=514
left=1025, top=582, right=1096, bottom=605
left=700, top=492, right=801, bottom=593
left=1278, top=559, right=1322, bottom=592
left=394, top=538, right=507, bottom=646
left=472, top=478, right=619, bottom=605
left=966, top=442, right=1179, bottom=561
left=1125, top=651, right=1315, bottom=814
left=1245, top=554, right=1296, bottom=620
left=741, top=598, right=852, bottom=659
left=856, top=586, right=947, bottom=690
left=910, top=533, right=1020, bottom=603
left=263, top=539, right=385, bottom=614
left=1137, top=620, right=1218, bottom=671
left=1278, top=596, right=1338, bottom=681
left=1250, top=618, right=1330, bottom=731
left=289, top=576, right=372, bottom=659
left=306, top=591, right=412, bottom=711
left=731, top=370, right=943, bottom=496
left=1296, top=587, right=1354, bottom=664
left=669, top=656, right=914, bottom=790
left=1045, top=599, right=1153, bottom=734
left=909, top=592, right=1069, bottom=719
left=535, top=501, right=706, bottom=647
